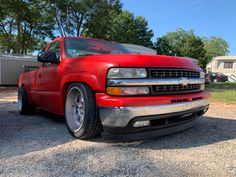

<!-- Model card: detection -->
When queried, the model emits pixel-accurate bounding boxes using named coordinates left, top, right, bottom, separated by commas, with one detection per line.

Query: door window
left=44, top=41, right=61, bottom=67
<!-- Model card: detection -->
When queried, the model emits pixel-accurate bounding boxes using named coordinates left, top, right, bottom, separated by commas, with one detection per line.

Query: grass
left=209, top=90, right=236, bottom=104
left=206, top=82, right=236, bottom=90
left=206, top=82, right=236, bottom=104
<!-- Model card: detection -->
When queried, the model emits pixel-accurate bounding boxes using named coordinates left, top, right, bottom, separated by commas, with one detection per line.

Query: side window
left=44, top=41, right=60, bottom=67
left=224, top=61, right=233, bottom=69
left=48, top=41, right=60, bottom=59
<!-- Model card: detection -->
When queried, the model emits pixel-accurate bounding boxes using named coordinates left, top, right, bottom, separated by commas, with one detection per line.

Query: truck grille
left=152, top=84, right=201, bottom=95
left=148, top=68, right=201, bottom=95
left=106, top=68, right=204, bottom=96
left=149, top=69, right=200, bottom=78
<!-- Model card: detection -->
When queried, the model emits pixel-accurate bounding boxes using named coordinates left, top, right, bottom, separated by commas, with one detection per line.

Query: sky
left=121, top=0, right=236, bottom=55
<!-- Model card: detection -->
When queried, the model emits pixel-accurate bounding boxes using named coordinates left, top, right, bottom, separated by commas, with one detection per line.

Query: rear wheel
left=18, top=86, right=33, bottom=115
left=65, top=83, right=101, bottom=139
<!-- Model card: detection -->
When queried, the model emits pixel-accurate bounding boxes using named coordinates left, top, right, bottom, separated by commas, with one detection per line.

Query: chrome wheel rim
left=65, top=87, right=85, bottom=132
left=18, top=91, right=23, bottom=112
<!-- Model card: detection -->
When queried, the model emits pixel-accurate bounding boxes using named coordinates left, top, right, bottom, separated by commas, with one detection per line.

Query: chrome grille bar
left=150, top=69, right=200, bottom=78
left=107, top=78, right=205, bottom=86
left=153, top=84, right=200, bottom=91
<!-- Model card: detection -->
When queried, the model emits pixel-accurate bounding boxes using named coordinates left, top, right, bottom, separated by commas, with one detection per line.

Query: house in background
left=0, top=54, right=38, bottom=85
left=206, top=56, right=236, bottom=82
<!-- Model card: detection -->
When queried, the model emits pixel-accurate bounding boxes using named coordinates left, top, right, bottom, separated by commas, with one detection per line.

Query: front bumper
left=99, top=99, right=209, bottom=140
left=99, top=99, right=209, bottom=127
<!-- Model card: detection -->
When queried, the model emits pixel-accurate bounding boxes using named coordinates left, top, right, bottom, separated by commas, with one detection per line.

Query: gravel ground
left=0, top=89, right=235, bottom=177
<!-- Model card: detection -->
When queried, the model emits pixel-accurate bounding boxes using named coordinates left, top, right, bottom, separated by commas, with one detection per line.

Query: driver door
left=36, top=41, right=63, bottom=113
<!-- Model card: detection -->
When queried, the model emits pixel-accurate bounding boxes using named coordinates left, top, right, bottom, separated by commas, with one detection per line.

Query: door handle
left=37, top=74, right=41, bottom=79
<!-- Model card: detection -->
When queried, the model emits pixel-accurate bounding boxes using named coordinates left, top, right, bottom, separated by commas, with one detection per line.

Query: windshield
left=64, top=38, right=131, bottom=58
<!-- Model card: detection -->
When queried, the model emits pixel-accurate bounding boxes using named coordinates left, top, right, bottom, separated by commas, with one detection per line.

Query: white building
left=206, top=56, right=236, bottom=82
left=0, top=54, right=38, bottom=85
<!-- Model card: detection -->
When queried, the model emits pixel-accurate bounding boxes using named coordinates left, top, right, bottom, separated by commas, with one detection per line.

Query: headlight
left=106, top=87, right=149, bottom=96
left=200, top=71, right=205, bottom=79
left=107, top=68, right=147, bottom=79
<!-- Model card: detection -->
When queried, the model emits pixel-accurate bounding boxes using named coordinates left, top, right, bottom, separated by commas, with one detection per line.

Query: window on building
left=224, top=62, right=233, bottom=69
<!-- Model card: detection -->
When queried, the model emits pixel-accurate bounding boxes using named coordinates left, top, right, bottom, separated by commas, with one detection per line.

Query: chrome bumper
left=99, top=99, right=209, bottom=127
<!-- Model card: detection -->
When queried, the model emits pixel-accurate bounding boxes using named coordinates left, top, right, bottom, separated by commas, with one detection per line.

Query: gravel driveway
left=0, top=89, right=235, bottom=177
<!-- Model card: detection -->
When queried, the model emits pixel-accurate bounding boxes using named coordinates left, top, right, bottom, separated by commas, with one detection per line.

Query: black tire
left=65, top=83, right=101, bottom=139
left=18, top=86, right=33, bottom=115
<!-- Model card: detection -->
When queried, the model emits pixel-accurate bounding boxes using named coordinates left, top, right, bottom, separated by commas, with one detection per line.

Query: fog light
left=133, top=121, right=150, bottom=128
left=200, top=84, right=205, bottom=90
left=122, top=87, right=149, bottom=95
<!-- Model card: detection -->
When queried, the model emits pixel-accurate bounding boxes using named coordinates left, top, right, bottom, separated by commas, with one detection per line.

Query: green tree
left=50, top=1, right=154, bottom=48
left=82, top=0, right=122, bottom=39
left=200, top=37, right=229, bottom=68
left=0, top=0, right=154, bottom=53
left=105, top=11, right=154, bottom=48
left=0, top=0, right=54, bottom=54
left=49, top=0, right=121, bottom=37
left=155, top=29, right=206, bottom=64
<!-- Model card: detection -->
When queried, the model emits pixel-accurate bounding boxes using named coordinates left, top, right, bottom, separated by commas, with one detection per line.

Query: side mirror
left=37, top=51, right=60, bottom=64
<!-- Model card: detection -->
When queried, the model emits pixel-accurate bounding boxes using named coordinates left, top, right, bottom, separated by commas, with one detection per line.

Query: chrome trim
left=107, top=78, right=205, bottom=86
left=99, top=99, right=209, bottom=127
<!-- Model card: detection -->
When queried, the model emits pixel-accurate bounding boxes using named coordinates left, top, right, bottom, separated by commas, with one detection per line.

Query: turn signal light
left=106, top=87, right=149, bottom=96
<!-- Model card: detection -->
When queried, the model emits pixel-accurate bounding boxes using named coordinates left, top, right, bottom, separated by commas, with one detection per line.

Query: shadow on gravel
left=36, top=110, right=65, bottom=123
left=112, top=116, right=236, bottom=150
left=1, top=107, right=236, bottom=159
left=0, top=142, right=193, bottom=177
left=0, top=109, right=72, bottom=159
left=81, top=115, right=236, bottom=150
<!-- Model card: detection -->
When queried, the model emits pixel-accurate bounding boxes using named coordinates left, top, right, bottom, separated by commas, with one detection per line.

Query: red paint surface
left=18, top=37, right=209, bottom=115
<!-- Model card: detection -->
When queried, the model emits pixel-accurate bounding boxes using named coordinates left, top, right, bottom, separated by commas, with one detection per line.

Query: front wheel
left=65, top=83, right=101, bottom=139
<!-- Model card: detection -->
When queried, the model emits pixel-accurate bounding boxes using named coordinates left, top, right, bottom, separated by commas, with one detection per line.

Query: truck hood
left=77, top=54, right=201, bottom=70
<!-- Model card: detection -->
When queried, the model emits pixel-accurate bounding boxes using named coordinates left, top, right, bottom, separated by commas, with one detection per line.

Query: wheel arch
left=60, top=73, right=101, bottom=110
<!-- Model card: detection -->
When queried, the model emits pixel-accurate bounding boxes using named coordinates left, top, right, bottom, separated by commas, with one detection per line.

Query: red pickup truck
left=18, top=37, right=209, bottom=140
